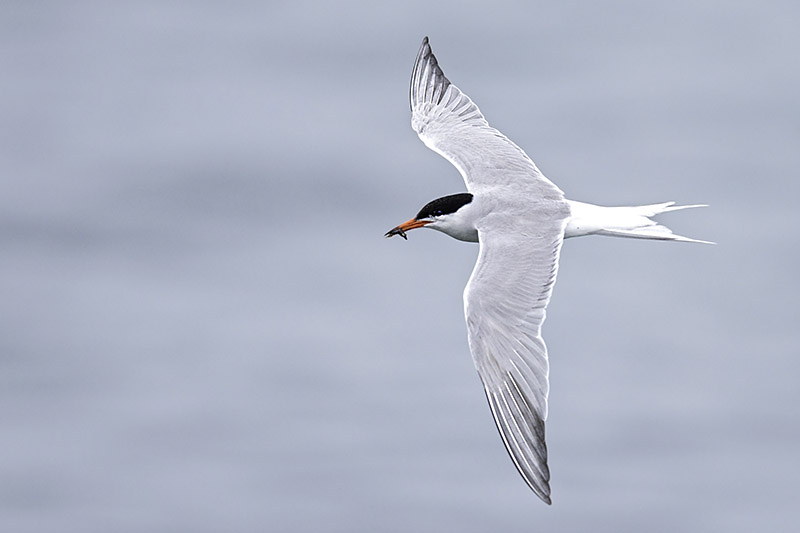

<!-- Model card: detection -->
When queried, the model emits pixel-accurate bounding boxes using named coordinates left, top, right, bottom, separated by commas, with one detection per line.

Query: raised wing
left=410, top=37, right=563, bottom=199
left=464, top=218, right=567, bottom=505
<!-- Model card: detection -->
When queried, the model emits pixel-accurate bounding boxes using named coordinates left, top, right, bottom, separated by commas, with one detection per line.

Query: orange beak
left=384, top=218, right=431, bottom=240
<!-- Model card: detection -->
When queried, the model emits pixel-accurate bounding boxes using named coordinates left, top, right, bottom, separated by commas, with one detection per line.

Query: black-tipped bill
left=384, top=218, right=431, bottom=240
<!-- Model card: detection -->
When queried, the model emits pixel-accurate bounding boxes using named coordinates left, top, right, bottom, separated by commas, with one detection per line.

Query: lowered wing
left=464, top=220, right=567, bottom=504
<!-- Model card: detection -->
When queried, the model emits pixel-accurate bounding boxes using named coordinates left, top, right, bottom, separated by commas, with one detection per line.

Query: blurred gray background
left=2, top=1, right=798, bottom=531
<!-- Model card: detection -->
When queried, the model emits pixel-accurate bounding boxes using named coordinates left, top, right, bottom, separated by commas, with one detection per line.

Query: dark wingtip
left=417, top=36, right=431, bottom=60
left=410, top=35, right=451, bottom=112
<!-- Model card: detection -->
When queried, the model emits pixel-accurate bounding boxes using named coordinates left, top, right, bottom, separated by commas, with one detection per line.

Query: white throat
left=427, top=203, right=480, bottom=242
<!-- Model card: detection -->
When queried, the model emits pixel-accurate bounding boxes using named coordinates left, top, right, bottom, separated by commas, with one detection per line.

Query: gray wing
left=465, top=218, right=567, bottom=505
left=410, top=37, right=563, bottom=199
left=411, top=36, right=571, bottom=503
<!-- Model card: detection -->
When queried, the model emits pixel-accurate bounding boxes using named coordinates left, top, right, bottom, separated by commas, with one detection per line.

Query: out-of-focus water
left=1, top=2, right=798, bottom=531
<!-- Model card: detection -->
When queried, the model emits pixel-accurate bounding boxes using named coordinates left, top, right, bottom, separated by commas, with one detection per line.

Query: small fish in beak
left=385, top=218, right=431, bottom=240
left=384, top=226, right=408, bottom=240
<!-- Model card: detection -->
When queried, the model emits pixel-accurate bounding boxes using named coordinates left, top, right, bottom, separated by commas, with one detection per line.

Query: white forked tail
left=564, top=200, right=714, bottom=244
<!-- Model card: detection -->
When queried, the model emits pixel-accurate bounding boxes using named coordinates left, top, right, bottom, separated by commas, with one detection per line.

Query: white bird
left=386, top=37, right=712, bottom=505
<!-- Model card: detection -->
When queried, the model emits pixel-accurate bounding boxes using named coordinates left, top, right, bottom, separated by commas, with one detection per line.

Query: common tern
left=386, top=37, right=711, bottom=504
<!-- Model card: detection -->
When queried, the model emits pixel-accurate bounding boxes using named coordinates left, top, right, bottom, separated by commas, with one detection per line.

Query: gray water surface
left=2, top=2, right=798, bottom=532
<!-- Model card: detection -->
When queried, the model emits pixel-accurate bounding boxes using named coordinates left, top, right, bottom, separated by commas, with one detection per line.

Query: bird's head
left=385, top=192, right=474, bottom=240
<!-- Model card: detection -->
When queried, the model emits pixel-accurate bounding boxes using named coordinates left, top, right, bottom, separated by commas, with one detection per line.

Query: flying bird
left=385, top=37, right=711, bottom=504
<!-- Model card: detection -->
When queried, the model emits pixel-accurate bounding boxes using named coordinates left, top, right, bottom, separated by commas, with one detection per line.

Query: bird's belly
left=564, top=200, right=613, bottom=238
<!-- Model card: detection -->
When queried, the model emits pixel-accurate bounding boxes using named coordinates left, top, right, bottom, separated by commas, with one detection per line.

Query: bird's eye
left=433, top=210, right=442, bottom=216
